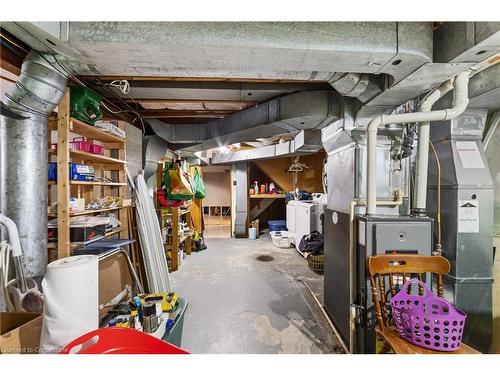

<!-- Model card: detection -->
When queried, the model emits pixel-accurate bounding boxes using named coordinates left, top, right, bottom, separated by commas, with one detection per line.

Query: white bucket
left=248, top=227, right=257, bottom=240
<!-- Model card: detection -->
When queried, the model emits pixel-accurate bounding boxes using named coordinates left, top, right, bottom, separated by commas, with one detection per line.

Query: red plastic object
left=90, top=143, right=104, bottom=155
left=59, top=327, right=189, bottom=354
left=70, top=137, right=92, bottom=152
left=157, top=189, right=184, bottom=208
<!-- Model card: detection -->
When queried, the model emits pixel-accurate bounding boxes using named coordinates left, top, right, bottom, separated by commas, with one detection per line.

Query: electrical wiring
left=36, top=53, right=147, bottom=135
left=108, top=80, right=131, bottom=95
left=99, top=101, right=146, bottom=135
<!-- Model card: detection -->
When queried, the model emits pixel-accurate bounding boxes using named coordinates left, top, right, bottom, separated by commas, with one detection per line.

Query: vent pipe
left=366, top=71, right=470, bottom=216
left=0, top=51, right=70, bottom=282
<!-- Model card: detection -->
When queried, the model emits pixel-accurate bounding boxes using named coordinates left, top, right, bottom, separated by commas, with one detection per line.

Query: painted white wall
left=203, top=168, right=231, bottom=207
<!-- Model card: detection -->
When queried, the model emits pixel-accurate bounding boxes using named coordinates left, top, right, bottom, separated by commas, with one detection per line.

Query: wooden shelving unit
left=48, top=205, right=131, bottom=218
left=47, top=226, right=128, bottom=250
left=155, top=161, right=194, bottom=272
left=48, top=88, right=130, bottom=259
left=158, top=206, right=193, bottom=272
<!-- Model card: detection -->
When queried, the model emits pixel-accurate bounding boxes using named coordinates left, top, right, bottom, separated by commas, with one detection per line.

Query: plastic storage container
left=162, top=297, right=188, bottom=347
left=90, top=143, right=104, bottom=155
left=268, top=220, right=287, bottom=232
left=48, top=162, right=95, bottom=182
left=59, top=327, right=188, bottom=354
left=70, top=86, right=103, bottom=125
left=70, top=137, right=92, bottom=153
left=270, top=231, right=293, bottom=248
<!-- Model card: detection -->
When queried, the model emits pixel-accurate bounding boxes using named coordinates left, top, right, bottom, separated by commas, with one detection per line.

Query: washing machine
left=286, top=193, right=326, bottom=257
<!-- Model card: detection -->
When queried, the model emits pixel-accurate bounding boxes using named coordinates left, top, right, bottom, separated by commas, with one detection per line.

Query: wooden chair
left=367, top=254, right=480, bottom=354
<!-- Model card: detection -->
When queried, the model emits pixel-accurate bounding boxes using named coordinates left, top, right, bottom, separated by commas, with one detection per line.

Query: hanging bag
left=193, top=167, right=206, bottom=199
left=164, top=162, right=193, bottom=201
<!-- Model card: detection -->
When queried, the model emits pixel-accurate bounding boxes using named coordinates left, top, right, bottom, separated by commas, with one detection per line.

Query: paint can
left=248, top=227, right=257, bottom=240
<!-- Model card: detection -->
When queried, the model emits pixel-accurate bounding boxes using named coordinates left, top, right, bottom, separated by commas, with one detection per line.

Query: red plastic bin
left=70, top=137, right=92, bottom=152
left=90, top=143, right=104, bottom=155
left=59, top=327, right=189, bottom=354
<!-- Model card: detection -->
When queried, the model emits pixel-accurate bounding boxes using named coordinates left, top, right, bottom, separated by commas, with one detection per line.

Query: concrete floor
left=170, top=233, right=342, bottom=354
left=204, top=224, right=231, bottom=238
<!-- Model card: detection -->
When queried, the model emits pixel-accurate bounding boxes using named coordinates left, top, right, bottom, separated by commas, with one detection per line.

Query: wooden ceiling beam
left=0, top=43, right=23, bottom=76
left=76, top=75, right=325, bottom=84
left=109, top=98, right=257, bottom=111
left=136, top=109, right=232, bottom=119
left=116, top=98, right=257, bottom=105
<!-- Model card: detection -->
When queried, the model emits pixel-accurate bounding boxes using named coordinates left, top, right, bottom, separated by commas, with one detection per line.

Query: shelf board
left=102, top=226, right=129, bottom=238
left=48, top=181, right=127, bottom=187
left=158, top=208, right=190, bottom=216
left=70, top=149, right=127, bottom=165
left=70, top=118, right=126, bottom=145
left=49, top=149, right=127, bottom=165
left=70, top=205, right=130, bottom=217
left=250, top=194, right=286, bottom=199
left=48, top=205, right=130, bottom=217
left=47, top=226, right=128, bottom=249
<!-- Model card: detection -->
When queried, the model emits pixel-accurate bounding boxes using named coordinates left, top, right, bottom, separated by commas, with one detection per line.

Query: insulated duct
left=0, top=51, right=70, bottom=282
left=151, top=90, right=340, bottom=152
left=328, top=73, right=383, bottom=103
left=211, top=129, right=322, bottom=164
left=142, top=135, right=172, bottom=181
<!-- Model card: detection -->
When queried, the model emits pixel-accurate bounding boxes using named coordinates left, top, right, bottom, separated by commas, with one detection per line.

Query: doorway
left=202, top=166, right=232, bottom=238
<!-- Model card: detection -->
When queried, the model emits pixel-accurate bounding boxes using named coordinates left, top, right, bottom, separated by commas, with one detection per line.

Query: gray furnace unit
left=354, top=215, right=433, bottom=353
left=428, top=109, right=493, bottom=353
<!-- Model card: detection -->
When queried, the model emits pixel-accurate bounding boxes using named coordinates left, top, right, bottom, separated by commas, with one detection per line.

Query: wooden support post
left=186, top=210, right=192, bottom=255
left=117, top=121, right=128, bottom=239
left=171, top=206, right=180, bottom=271
left=57, top=89, right=71, bottom=258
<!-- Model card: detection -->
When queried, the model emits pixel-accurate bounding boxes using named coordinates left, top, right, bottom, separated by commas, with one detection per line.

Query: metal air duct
left=0, top=51, right=70, bottom=282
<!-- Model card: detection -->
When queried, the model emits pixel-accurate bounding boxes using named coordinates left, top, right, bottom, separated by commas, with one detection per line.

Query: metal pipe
left=299, top=279, right=349, bottom=354
left=366, top=71, right=470, bottom=215
left=0, top=51, right=69, bottom=282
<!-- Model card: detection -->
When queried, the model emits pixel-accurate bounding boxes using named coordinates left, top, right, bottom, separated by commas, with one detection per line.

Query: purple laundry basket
left=390, top=279, right=467, bottom=352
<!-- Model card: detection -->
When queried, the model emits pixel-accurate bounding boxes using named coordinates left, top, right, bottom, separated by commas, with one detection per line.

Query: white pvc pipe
left=0, top=213, right=22, bottom=257
left=366, top=71, right=470, bottom=215
left=414, top=80, right=453, bottom=214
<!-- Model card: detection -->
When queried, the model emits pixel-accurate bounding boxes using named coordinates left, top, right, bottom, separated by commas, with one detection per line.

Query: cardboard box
left=70, top=198, right=86, bottom=212
left=1, top=312, right=42, bottom=354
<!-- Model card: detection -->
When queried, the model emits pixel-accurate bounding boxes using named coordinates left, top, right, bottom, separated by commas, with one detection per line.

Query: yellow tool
left=139, top=292, right=178, bottom=312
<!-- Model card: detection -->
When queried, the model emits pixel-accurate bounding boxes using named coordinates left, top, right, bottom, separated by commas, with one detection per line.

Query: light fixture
left=218, top=146, right=230, bottom=154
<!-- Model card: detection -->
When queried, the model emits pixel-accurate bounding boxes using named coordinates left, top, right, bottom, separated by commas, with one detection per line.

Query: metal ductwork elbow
left=1, top=51, right=70, bottom=283
left=328, top=72, right=383, bottom=103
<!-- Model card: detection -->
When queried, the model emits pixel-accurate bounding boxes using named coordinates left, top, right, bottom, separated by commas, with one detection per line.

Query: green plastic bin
left=162, top=297, right=188, bottom=347
left=70, top=86, right=103, bottom=125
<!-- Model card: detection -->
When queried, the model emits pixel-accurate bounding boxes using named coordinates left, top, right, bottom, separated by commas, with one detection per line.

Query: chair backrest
left=366, top=254, right=451, bottom=329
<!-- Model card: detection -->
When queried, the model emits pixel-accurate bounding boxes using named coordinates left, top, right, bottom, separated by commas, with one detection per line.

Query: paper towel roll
left=40, top=255, right=99, bottom=353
